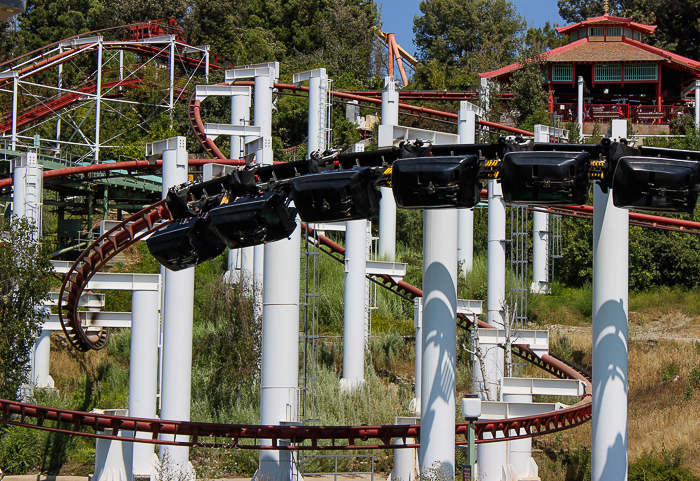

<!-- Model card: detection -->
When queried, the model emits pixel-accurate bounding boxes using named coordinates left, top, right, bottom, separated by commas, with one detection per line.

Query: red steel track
left=0, top=26, right=696, bottom=451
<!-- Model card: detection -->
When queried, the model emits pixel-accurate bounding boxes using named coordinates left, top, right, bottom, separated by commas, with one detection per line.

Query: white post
left=503, top=392, right=534, bottom=478
left=157, top=137, right=195, bottom=478
left=412, top=298, right=422, bottom=414
left=578, top=76, right=584, bottom=139
left=129, top=289, right=160, bottom=476
left=341, top=219, right=368, bottom=390
left=695, top=80, right=700, bottom=131
left=204, top=47, right=210, bottom=84
left=252, top=64, right=278, bottom=317
left=419, top=209, right=457, bottom=475
left=307, top=72, right=323, bottom=154
left=229, top=87, right=252, bottom=286
left=475, top=180, right=507, bottom=481
left=457, top=105, right=476, bottom=275
left=379, top=76, right=398, bottom=261
left=94, top=38, right=103, bottom=162
left=12, top=152, right=43, bottom=235
left=56, top=47, right=63, bottom=153
left=486, top=181, right=506, bottom=329
left=591, top=122, right=629, bottom=481
left=532, top=125, right=550, bottom=294
left=11, top=72, right=18, bottom=151
left=32, top=328, right=52, bottom=388
left=169, top=37, right=175, bottom=129
left=256, top=221, right=301, bottom=481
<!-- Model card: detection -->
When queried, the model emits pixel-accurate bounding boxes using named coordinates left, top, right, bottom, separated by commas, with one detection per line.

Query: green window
left=624, top=63, right=657, bottom=81
left=607, top=27, right=622, bottom=36
left=552, top=64, right=573, bottom=82
left=595, top=64, right=622, bottom=81
left=589, top=27, right=604, bottom=36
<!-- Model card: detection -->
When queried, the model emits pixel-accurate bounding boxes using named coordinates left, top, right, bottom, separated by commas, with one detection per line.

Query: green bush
left=0, top=425, right=44, bottom=474
left=629, top=446, right=700, bottom=481
left=660, top=362, right=681, bottom=383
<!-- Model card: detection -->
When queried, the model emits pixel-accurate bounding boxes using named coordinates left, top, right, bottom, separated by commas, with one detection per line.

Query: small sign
left=462, top=464, right=472, bottom=481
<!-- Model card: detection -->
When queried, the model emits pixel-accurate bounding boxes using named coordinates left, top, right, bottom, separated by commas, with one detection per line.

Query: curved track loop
left=57, top=200, right=173, bottom=352
left=188, top=92, right=227, bottom=160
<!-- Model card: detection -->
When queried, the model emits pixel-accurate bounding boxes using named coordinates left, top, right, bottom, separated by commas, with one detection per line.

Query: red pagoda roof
left=556, top=14, right=656, bottom=35
left=480, top=38, right=700, bottom=80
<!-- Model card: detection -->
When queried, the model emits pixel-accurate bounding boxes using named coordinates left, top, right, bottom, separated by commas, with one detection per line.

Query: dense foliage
left=0, top=217, right=53, bottom=400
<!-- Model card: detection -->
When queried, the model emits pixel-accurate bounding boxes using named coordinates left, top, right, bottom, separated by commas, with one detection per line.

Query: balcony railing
left=552, top=103, right=689, bottom=125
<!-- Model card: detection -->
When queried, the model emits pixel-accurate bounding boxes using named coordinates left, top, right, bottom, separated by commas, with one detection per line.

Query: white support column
left=695, top=80, right=700, bottom=131
left=379, top=76, right=399, bottom=261
left=341, top=219, right=368, bottom=390
left=457, top=105, right=476, bottom=276
left=475, top=179, right=507, bottom=481
left=256, top=220, right=301, bottom=481
left=578, top=76, right=584, bottom=139
left=591, top=122, right=629, bottom=481
left=293, top=68, right=327, bottom=155
left=412, top=298, right=422, bottom=415
left=252, top=64, right=278, bottom=317
left=503, top=392, right=533, bottom=478
left=151, top=137, right=195, bottom=478
left=56, top=47, right=64, bottom=152
left=419, top=209, right=457, bottom=476
left=32, top=328, right=52, bottom=388
left=204, top=47, right=210, bottom=84
left=12, top=152, right=43, bottom=236
left=229, top=87, right=252, bottom=287
left=11, top=72, right=18, bottom=150
left=486, top=180, right=506, bottom=330
left=94, top=38, right=103, bottom=162
left=532, top=126, right=550, bottom=294
left=169, top=37, right=175, bottom=129
left=129, top=289, right=160, bottom=477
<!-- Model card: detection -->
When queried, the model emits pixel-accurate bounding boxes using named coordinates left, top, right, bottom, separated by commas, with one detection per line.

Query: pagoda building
left=479, top=11, right=700, bottom=129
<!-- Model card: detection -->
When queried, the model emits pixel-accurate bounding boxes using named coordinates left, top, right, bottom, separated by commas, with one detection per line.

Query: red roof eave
left=623, top=37, right=700, bottom=72
left=556, top=14, right=656, bottom=35
left=479, top=37, right=589, bottom=79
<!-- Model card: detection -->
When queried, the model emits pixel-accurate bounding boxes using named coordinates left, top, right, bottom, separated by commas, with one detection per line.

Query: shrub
left=660, top=362, right=680, bottom=383
left=0, top=425, right=44, bottom=474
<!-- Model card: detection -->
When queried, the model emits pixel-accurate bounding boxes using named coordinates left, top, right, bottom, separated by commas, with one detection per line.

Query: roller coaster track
left=0, top=26, right=697, bottom=453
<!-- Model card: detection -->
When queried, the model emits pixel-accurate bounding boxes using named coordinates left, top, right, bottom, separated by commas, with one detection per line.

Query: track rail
left=57, top=200, right=173, bottom=351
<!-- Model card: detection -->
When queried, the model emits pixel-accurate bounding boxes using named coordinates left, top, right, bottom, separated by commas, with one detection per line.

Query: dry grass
left=539, top=313, right=700, bottom=476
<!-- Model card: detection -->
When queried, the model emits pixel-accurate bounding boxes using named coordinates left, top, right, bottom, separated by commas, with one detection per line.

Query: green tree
left=509, top=56, right=548, bottom=126
left=524, top=21, right=567, bottom=53
left=557, top=0, right=627, bottom=23
left=412, top=0, right=525, bottom=76
left=0, top=217, right=53, bottom=400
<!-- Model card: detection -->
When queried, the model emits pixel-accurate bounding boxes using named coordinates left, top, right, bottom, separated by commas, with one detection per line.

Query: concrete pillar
left=578, top=76, right=584, bottom=139
left=419, top=209, right=457, bottom=476
left=531, top=211, right=549, bottom=294
left=13, top=152, right=43, bottom=236
left=694, top=80, right=699, bottom=131
left=228, top=87, right=251, bottom=287
left=11, top=72, right=18, bottom=150
left=531, top=126, right=550, bottom=294
left=413, top=298, right=422, bottom=414
left=307, top=72, right=325, bottom=154
left=475, top=180, right=507, bottom=481
left=32, top=328, right=52, bottom=388
left=591, top=124, right=629, bottom=481
left=503, top=393, right=533, bottom=478
left=392, top=438, right=417, bottom=481
left=457, top=105, right=476, bottom=275
left=256, top=220, right=301, bottom=481
left=157, top=138, right=195, bottom=478
left=252, top=65, right=278, bottom=317
left=379, top=76, right=399, bottom=261
left=341, top=219, right=368, bottom=389
left=129, top=289, right=160, bottom=477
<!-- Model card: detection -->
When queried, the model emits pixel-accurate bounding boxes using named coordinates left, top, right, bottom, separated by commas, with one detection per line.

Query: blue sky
left=380, top=0, right=567, bottom=57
